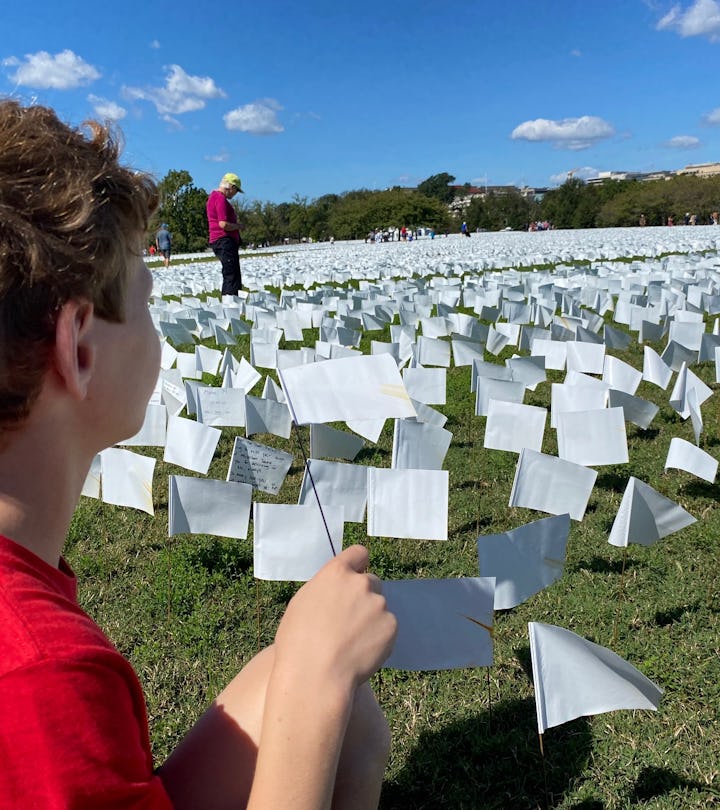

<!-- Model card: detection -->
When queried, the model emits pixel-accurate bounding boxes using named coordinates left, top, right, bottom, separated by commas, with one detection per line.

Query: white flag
left=529, top=622, right=663, bottom=734
left=608, top=477, right=696, bottom=548
left=478, top=514, right=570, bottom=610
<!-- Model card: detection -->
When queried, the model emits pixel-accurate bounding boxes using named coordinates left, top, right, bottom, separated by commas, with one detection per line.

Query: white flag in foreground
left=279, top=353, right=415, bottom=425
left=383, top=578, right=495, bottom=671
left=608, top=476, right=696, bottom=548
left=100, top=448, right=156, bottom=515
left=478, top=514, right=570, bottom=610
left=169, top=476, right=251, bottom=539
left=253, top=503, right=343, bottom=581
left=529, top=622, right=663, bottom=734
left=665, top=437, right=718, bottom=483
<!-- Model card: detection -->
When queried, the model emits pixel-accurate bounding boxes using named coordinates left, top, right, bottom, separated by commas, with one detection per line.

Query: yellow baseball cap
left=221, top=172, right=244, bottom=192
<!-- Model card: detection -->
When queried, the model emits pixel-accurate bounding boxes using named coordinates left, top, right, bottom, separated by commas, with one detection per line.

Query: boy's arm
left=160, top=545, right=396, bottom=810
left=246, top=545, right=396, bottom=810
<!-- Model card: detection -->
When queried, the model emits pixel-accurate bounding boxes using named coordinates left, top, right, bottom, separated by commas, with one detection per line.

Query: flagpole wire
left=256, top=578, right=262, bottom=654
left=611, top=547, right=628, bottom=646
left=486, top=666, right=492, bottom=728
left=278, top=370, right=337, bottom=558
left=538, top=733, right=550, bottom=810
left=290, top=419, right=337, bottom=557
left=165, top=536, right=172, bottom=623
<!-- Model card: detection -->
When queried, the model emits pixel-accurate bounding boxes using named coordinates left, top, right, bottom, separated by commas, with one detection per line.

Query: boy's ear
left=53, top=299, right=96, bottom=400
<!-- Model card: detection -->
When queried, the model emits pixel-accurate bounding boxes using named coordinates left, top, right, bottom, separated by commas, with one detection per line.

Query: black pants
left=211, top=236, right=242, bottom=295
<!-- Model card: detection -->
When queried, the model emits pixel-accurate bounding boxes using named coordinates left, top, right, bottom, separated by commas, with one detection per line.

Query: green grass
left=66, top=285, right=720, bottom=808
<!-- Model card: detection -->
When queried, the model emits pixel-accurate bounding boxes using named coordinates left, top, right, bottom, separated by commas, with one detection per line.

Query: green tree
left=538, top=177, right=588, bottom=229
left=240, top=200, right=280, bottom=245
left=326, top=188, right=450, bottom=240
left=288, top=194, right=310, bottom=240
left=307, top=194, right=340, bottom=241
left=152, top=170, right=209, bottom=252
left=416, top=172, right=457, bottom=205
left=594, top=175, right=720, bottom=228
left=466, top=190, right=531, bottom=231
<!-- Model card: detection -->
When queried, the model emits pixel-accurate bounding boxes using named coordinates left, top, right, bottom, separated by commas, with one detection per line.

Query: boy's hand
left=273, top=545, right=397, bottom=690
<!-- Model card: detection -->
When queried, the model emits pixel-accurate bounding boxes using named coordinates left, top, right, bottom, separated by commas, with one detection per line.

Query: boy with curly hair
left=0, top=100, right=396, bottom=809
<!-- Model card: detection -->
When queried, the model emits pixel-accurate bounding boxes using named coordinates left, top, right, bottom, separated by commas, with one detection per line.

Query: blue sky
left=2, top=1, right=720, bottom=203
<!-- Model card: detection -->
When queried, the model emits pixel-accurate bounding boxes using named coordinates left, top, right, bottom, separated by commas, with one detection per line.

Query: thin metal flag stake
left=256, top=579, right=262, bottom=654
left=611, top=546, right=629, bottom=646
left=165, top=536, right=173, bottom=622
left=277, top=367, right=337, bottom=557
left=538, top=732, right=550, bottom=810
left=290, top=420, right=337, bottom=557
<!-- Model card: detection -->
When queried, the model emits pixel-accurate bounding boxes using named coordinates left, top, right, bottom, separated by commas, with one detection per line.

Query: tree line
left=148, top=170, right=454, bottom=251
left=148, top=170, right=720, bottom=252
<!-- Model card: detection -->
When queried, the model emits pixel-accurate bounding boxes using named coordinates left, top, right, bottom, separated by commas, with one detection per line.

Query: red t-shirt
left=206, top=190, right=239, bottom=245
left=0, top=535, right=173, bottom=808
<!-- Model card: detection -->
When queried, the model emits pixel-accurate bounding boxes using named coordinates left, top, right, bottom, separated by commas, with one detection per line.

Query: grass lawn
left=66, top=270, right=720, bottom=809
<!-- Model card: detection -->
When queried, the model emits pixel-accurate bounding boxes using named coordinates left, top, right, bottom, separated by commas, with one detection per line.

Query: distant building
left=437, top=159, right=720, bottom=213
left=677, top=162, right=720, bottom=178
left=586, top=169, right=675, bottom=185
left=520, top=186, right=549, bottom=202
left=448, top=183, right=533, bottom=212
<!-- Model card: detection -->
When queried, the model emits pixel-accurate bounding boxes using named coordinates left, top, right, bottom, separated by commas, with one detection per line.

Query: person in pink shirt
left=207, top=172, right=245, bottom=295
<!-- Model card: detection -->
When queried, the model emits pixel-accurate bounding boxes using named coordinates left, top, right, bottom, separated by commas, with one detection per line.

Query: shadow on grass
left=570, top=556, right=645, bottom=575
left=631, top=765, right=713, bottom=803
left=679, top=479, right=720, bottom=499
left=355, top=446, right=391, bottom=463
left=454, top=479, right=497, bottom=491
left=185, top=537, right=253, bottom=577
left=453, top=516, right=496, bottom=538
left=381, top=697, right=593, bottom=810
left=593, top=470, right=631, bottom=492
left=630, top=428, right=659, bottom=442
left=452, top=440, right=484, bottom=450
left=654, top=602, right=702, bottom=627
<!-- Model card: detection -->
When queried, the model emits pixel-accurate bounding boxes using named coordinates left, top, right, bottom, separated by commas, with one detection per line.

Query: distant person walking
left=461, top=221, right=470, bottom=237
left=206, top=172, right=245, bottom=295
left=155, top=223, right=172, bottom=268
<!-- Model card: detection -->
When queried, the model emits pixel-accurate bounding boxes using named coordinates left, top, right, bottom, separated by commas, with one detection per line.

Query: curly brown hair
left=0, top=100, right=159, bottom=429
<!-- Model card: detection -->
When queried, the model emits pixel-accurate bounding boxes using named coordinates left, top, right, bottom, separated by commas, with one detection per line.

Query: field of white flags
left=73, top=227, right=720, bottom=808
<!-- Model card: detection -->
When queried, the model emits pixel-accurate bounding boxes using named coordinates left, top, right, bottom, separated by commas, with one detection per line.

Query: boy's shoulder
left=0, top=535, right=121, bottom=679
left=0, top=539, right=172, bottom=808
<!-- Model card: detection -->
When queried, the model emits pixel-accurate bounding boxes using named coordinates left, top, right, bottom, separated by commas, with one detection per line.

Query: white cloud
left=570, top=48, right=582, bottom=57
left=703, top=106, right=720, bottom=124
left=664, top=134, right=701, bottom=147
left=150, top=40, right=161, bottom=49
left=88, top=95, right=127, bottom=121
left=657, top=0, right=720, bottom=40
left=161, top=114, right=182, bottom=130
left=205, top=150, right=230, bottom=162
left=657, top=5, right=681, bottom=29
left=224, top=98, right=284, bottom=135
left=511, top=116, right=615, bottom=150
left=3, top=49, right=100, bottom=89
left=123, top=64, right=225, bottom=116
left=549, top=166, right=599, bottom=185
